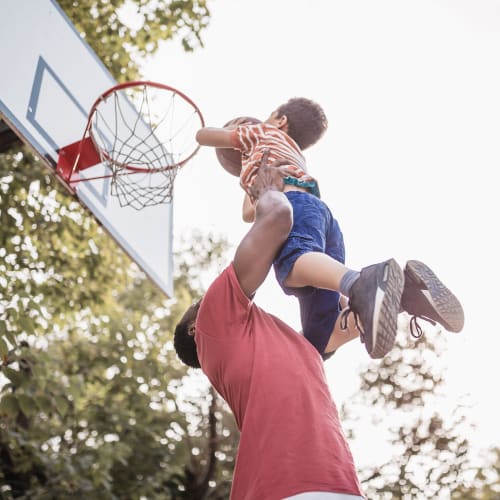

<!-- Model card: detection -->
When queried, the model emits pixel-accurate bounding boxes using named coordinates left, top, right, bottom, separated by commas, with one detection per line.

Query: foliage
left=451, top=447, right=500, bottom=499
left=342, top=319, right=498, bottom=499
left=57, top=0, right=211, bottom=81
left=0, top=145, right=238, bottom=498
left=4, top=1, right=497, bottom=498
left=0, top=2, right=239, bottom=498
left=1, top=151, right=498, bottom=497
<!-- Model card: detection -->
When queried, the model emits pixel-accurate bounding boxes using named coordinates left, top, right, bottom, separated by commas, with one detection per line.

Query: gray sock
left=339, top=269, right=360, bottom=297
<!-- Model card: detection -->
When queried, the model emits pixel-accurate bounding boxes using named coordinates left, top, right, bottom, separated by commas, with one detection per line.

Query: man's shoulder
left=197, top=264, right=251, bottom=336
left=203, top=264, right=238, bottom=300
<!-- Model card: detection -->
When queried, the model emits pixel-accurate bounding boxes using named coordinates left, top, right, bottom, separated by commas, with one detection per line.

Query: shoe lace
left=409, top=314, right=437, bottom=338
left=339, top=307, right=365, bottom=341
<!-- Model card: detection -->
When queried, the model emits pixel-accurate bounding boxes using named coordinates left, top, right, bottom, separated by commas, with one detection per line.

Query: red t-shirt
left=195, top=264, right=364, bottom=500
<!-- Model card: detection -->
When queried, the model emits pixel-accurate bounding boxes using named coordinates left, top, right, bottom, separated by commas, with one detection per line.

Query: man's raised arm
left=233, top=152, right=292, bottom=298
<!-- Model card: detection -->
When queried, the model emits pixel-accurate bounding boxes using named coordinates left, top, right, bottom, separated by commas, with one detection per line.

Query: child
left=196, top=98, right=464, bottom=359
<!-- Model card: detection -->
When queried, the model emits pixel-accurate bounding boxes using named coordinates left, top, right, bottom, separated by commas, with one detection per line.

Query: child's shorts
left=273, top=191, right=345, bottom=357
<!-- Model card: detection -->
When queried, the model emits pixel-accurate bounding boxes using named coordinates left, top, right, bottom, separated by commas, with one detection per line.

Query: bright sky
left=141, top=0, right=500, bottom=460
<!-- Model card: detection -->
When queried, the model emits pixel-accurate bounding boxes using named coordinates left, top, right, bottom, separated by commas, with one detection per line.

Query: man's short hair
left=276, top=97, right=328, bottom=150
left=173, top=318, right=201, bottom=368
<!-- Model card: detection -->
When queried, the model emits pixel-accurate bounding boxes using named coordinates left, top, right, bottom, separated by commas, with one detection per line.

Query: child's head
left=270, top=97, right=328, bottom=150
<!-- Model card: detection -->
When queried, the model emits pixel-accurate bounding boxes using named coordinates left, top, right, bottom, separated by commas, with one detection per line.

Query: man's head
left=173, top=299, right=202, bottom=368
left=266, top=97, right=328, bottom=150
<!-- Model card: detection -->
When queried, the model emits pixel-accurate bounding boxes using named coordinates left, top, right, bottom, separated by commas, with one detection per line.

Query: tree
left=57, top=0, right=211, bottom=81
left=0, top=2, right=241, bottom=497
left=0, top=148, right=238, bottom=497
left=0, top=3, right=240, bottom=498
left=342, top=320, right=478, bottom=499
left=451, top=447, right=500, bottom=499
left=1, top=0, right=213, bottom=355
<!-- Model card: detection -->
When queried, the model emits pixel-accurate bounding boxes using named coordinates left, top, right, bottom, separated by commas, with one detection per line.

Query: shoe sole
left=369, top=258, right=404, bottom=359
left=404, top=260, right=464, bottom=332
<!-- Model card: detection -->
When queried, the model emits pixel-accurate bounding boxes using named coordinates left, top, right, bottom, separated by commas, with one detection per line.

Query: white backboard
left=0, top=0, right=174, bottom=297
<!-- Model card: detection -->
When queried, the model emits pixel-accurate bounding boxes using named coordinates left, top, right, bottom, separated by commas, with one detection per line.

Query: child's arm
left=196, top=117, right=252, bottom=148
left=242, top=193, right=256, bottom=223
left=196, top=127, right=234, bottom=148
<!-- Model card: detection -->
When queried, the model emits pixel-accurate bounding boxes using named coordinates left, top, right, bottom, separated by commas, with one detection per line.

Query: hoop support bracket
left=56, top=136, right=101, bottom=183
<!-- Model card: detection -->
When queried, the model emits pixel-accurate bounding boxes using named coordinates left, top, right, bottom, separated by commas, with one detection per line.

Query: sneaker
left=341, top=258, right=404, bottom=359
left=401, top=260, right=464, bottom=336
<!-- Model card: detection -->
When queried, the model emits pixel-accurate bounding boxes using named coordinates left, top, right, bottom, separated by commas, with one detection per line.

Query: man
left=174, top=155, right=463, bottom=498
left=174, top=159, right=366, bottom=499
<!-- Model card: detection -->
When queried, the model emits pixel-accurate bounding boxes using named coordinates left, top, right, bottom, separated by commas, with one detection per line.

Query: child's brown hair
left=275, top=97, right=328, bottom=150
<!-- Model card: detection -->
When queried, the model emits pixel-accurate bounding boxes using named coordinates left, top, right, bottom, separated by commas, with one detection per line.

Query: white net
left=88, top=82, right=203, bottom=210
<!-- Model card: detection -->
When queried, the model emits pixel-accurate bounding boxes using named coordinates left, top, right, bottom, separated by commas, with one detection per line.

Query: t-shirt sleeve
left=230, top=124, right=261, bottom=154
left=196, top=264, right=252, bottom=339
left=230, top=128, right=242, bottom=149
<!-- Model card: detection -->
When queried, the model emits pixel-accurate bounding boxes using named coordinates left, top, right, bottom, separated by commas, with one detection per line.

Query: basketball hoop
left=56, top=81, right=204, bottom=209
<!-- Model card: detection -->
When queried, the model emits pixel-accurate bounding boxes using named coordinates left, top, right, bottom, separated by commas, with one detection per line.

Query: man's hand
left=248, top=150, right=288, bottom=201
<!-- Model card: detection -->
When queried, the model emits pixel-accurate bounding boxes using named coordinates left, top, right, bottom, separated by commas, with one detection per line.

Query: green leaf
left=17, top=393, right=37, bottom=417
left=7, top=307, right=18, bottom=321
left=55, top=395, right=69, bottom=417
left=19, top=316, right=36, bottom=335
left=0, top=320, right=17, bottom=346
left=32, top=364, right=46, bottom=390
left=36, top=394, right=52, bottom=414
left=29, top=300, right=39, bottom=309
left=4, top=328, right=18, bottom=347
left=3, top=367, right=25, bottom=387
left=0, top=393, right=19, bottom=417
left=68, top=374, right=84, bottom=399
left=0, top=336, right=8, bottom=358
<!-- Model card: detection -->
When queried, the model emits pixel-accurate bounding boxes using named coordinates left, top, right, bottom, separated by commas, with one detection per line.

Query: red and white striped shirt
left=230, top=123, right=319, bottom=197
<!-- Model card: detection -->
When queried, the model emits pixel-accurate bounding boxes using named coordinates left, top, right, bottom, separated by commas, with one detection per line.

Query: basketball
left=215, top=116, right=261, bottom=177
